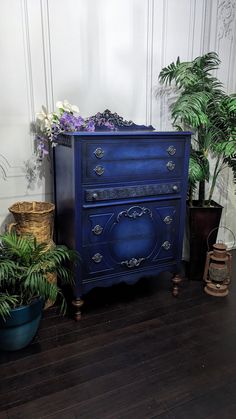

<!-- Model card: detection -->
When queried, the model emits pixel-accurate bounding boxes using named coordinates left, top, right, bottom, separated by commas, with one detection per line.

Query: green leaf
left=172, top=92, right=209, bottom=128
left=158, top=51, right=236, bottom=203
left=0, top=231, right=80, bottom=318
left=0, top=293, right=18, bottom=321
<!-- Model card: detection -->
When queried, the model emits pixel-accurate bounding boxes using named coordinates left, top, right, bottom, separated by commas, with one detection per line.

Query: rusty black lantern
left=203, top=227, right=234, bottom=297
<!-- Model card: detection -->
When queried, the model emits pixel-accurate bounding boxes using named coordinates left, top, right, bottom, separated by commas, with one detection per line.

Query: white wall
left=0, top=0, right=236, bottom=246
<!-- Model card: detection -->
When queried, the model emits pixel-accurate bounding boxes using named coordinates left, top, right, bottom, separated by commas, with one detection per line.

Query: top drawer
left=81, top=139, right=186, bottom=183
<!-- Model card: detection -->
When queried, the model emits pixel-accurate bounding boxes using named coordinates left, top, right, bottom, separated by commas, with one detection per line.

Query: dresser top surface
left=63, top=130, right=192, bottom=138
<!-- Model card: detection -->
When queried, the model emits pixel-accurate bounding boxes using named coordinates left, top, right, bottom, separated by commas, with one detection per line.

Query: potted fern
left=159, top=52, right=236, bottom=279
left=0, top=232, right=78, bottom=351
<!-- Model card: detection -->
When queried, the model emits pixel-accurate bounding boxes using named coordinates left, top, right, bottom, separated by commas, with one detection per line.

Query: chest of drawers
left=54, top=131, right=191, bottom=319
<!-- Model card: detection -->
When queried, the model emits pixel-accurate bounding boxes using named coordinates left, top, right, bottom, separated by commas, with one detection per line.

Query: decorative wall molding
left=0, top=0, right=36, bottom=175
left=21, top=0, right=35, bottom=126
left=200, top=0, right=207, bottom=54
left=0, top=155, right=25, bottom=181
left=187, top=0, right=197, bottom=59
left=40, top=0, right=54, bottom=112
left=159, top=0, right=168, bottom=131
left=145, top=0, right=154, bottom=126
left=0, top=155, right=10, bottom=180
left=218, top=0, right=236, bottom=40
left=155, top=85, right=179, bottom=129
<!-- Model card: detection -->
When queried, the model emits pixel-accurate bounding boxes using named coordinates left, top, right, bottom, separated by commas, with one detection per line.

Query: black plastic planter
left=186, top=200, right=223, bottom=281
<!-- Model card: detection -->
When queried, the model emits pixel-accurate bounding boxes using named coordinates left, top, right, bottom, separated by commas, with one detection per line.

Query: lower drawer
left=82, top=238, right=176, bottom=280
left=81, top=199, right=181, bottom=279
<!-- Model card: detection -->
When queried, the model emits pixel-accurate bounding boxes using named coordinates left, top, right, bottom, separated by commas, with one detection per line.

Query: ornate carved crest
left=88, top=109, right=154, bottom=131
left=117, top=206, right=153, bottom=222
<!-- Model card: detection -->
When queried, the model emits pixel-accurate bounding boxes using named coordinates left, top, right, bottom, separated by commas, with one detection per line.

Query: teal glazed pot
left=0, top=298, right=44, bottom=351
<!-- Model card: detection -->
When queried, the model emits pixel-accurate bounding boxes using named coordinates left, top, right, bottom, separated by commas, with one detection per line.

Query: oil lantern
left=203, top=227, right=234, bottom=297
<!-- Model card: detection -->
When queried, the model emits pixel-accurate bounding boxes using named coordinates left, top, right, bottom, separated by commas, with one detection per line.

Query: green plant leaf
left=172, top=92, right=209, bottom=128
left=0, top=292, right=18, bottom=321
left=158, top=51, right=236, bottom=203
left=0, top=231, right=80, bottom=318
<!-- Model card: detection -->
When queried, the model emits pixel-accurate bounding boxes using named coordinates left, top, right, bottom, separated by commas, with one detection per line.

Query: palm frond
left=0, top=293, right=18, bottom=321
left=227, top=96, right=236, bottom=113
left=158, top=51, right=236, bottom=203
left=189, top=152, right=210, bottom=184
left=1, top=232, right=34, bottom=264
left=158, top=57, right=181, bottom=85
left=212, top=139, right=236, bottom=158
left=0, top=259, right=17, bottom=283
left=56, top=265, right=75, bottom=285
left=0, top=231, right=80, bottom=318
left=172, top=92, right=209, bottom=128
left=24, top=272, right=58, bottom=302
left=193, top=52, right=221, bottom=74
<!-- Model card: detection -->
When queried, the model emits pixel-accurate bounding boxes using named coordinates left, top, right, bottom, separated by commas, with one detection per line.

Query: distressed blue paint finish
left=54, top=131, right=191, bottom=299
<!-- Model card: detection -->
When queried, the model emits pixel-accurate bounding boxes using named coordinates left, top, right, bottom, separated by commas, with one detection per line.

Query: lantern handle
left=207, top=226, right=235, bottom=251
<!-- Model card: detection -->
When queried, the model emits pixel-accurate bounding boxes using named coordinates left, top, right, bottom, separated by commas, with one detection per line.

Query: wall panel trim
left=145, top=0, right=154, bottom=126
left=40, top=0, right=54, bottom=112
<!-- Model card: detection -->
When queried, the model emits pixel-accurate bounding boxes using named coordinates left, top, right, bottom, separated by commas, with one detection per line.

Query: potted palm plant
left=159, top=52, right=236, bottom=280
left=0, top=232, right=79, bottom=351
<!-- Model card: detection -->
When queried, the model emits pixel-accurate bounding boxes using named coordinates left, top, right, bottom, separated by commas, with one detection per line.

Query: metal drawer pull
left=92, top=224, right=103, bottom=235
left=121, top=257, right=145, bottom=268
left=94, top=147, right=104, bottom=159
left=94, top=165, right=105, bottom=176
left=163, top=216, right=173, bottom=224
left=166, top=161, right=175, bottom=171
left=92, top=253, right=103, bottom=263
left=162, top=241, right=171, bottom=250
left=92, top=192, right=98, bottom=200
left=167, top=145, right=176, bottom=155
left=172, top=185, right=178, bottom=192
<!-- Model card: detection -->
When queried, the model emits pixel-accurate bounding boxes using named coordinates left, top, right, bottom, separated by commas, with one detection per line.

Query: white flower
left=36, top=106, right=54, bottom=131
left=34, top=99, right=81, bottom=160
left=56, top=99, right=80, bottom=114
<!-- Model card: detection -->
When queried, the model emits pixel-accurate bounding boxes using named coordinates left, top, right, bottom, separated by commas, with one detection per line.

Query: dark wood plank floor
left=1, top=252, right=236, bottom=419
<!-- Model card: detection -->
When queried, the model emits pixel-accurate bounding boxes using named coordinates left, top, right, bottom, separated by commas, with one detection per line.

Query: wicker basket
left=8, top=201, right=56, bottom=309
left=8, top=201, right=55, bottom=243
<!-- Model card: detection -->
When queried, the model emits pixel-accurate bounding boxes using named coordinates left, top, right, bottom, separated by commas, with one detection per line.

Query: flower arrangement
left=35, top=100, right=116, bottom=159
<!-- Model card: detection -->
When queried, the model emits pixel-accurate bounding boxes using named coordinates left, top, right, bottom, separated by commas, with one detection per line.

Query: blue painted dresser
left=54, top=131, right=191, bottom=319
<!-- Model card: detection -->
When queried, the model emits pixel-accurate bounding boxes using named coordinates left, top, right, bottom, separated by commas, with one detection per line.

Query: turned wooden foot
left=172, top=274, right=182, bottom=297
left=72, top=298, right=84, bottom=321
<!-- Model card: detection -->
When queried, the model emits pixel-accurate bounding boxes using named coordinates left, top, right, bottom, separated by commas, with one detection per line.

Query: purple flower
left=73, top=115, right=85, bottom=130
left=36, top=138, right=49, bottom=156
left=59, top=112, right=85, bottom=133
left=35, top=103, right=116, bottom=162
left=84, top=119, right=95, bottom=132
